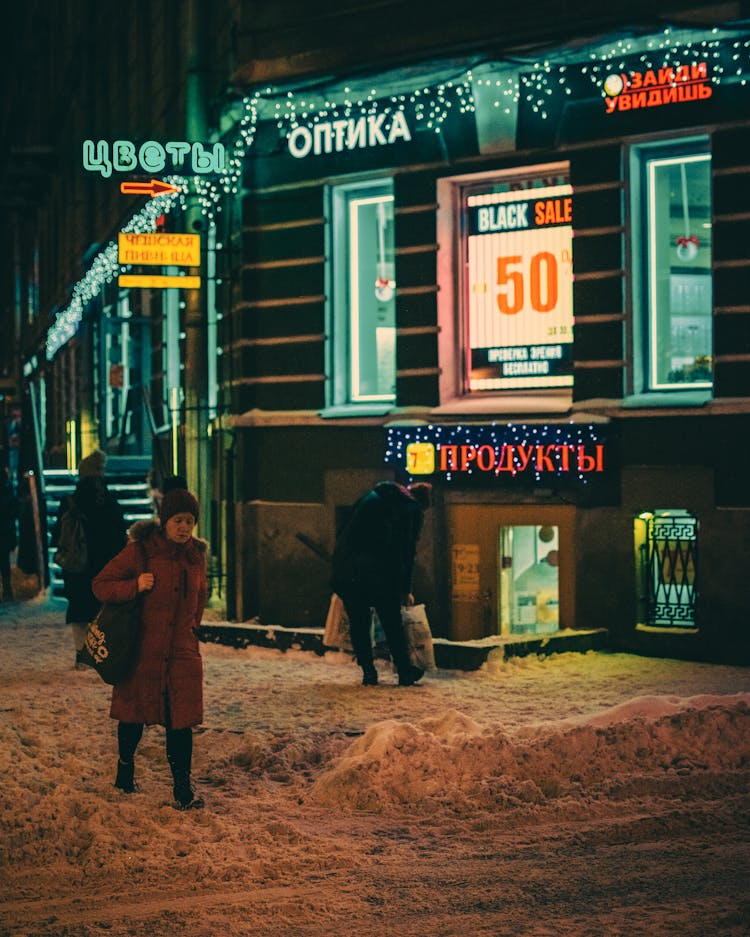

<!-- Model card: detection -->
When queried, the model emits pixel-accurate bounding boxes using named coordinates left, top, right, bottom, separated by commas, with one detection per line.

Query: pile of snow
left=310, top=694, right=750, bottom=810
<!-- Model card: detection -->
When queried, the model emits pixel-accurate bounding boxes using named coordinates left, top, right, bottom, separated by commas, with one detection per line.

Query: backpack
left=54, top=502, right=88, bottom=573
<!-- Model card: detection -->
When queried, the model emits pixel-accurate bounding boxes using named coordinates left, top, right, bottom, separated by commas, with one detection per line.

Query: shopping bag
left=79, top=596, right=143, bottom=685
left=79, top=540, right=147, bottom=685
left=323, top=593, right=353, bottom=651
left=401, top=603, right=436, bottom=671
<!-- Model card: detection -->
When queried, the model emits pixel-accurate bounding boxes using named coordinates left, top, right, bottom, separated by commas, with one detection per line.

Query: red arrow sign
left=120, top=179, right=181, bottom=198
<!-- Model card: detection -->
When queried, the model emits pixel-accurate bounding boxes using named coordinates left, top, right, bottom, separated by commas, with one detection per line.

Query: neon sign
left=467, top=184, right=573, bottom=391
left=83, top=140, right=226, bottom=177
left=287, top=111, right=412, bottom=159
left=603, top=62, right=712, bottom=113
left=385, top=424, right=607, bottom=484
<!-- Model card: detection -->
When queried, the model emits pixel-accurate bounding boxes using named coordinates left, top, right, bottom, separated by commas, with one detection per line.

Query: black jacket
left=0, top=479, right=19, bottom=550
left=331, top=482, right=424, bottom=600
left=52, top=477, right=127, bottom=622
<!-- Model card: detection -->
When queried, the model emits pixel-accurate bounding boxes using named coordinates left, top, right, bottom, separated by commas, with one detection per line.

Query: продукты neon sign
left=385, top=423, right=607, bottom=483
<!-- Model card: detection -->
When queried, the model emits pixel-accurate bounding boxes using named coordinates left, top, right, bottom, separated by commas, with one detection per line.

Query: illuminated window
left=634, top=509, right=698, bottom=630
left=436, top=163, right=574, bottom=409
left=326, top=179, right=396, bottom=411
left=630, top=139, right=712, bottom=393
left=461, top=170, right=573, bottom=393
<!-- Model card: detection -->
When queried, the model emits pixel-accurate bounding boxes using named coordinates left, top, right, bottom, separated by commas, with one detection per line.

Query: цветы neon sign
left=83, top=140, right=226, bottom=177
left=603, top=62, right=711, bottom=113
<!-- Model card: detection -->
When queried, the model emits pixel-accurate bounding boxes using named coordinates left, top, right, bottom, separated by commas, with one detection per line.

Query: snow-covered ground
left=1, top=595, right=749, bottom=937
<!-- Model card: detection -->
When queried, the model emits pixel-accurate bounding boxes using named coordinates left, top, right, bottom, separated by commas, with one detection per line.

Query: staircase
left=45, top=460, right=154, bottom=599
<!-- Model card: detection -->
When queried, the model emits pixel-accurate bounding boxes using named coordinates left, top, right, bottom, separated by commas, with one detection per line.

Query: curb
left=197, top=622, right=610, bottom=671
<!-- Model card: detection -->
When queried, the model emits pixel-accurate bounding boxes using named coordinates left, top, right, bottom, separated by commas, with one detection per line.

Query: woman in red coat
left=92, top=488, right=208, bottom=810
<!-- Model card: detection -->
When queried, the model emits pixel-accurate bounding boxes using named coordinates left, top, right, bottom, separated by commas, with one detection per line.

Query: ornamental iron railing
left=638, top=511, right=698, bottom=628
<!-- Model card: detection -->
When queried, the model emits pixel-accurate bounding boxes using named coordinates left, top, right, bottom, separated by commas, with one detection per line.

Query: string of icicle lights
left=45, top=79, right=471, bottom=357
left=268, top=74, right=475, bottom=133
left=45, top=27, right=750, bottom=358
left=46, top=185, right=182, bottom=360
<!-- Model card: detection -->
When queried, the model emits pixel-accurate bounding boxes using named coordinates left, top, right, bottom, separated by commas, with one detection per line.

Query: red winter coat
left=92, top=521, right=208, bottom=730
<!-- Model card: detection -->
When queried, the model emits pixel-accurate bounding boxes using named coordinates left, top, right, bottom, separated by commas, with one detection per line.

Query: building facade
left=222, top=9, right=750, bottom=664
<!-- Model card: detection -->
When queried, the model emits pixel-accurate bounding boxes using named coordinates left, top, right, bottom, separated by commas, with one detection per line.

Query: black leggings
left=338, top=588, right=411, bottom=675
left=0, top=549, right=11, bottom=585
left=117, top=701, right=193, bottom=776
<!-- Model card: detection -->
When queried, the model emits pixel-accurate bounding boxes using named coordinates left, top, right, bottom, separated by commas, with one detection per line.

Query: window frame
left=627, top=134, right=713, bottom=402
left=322, top=176, right=397, bottom=418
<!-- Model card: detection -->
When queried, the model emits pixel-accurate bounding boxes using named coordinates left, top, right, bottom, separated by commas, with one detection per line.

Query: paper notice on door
left=452, top=544, right=480, bottom=599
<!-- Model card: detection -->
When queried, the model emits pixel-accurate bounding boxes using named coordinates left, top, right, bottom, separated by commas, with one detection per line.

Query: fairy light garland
left=45, top=26, right=750, bottom=360
left=46, top=186, right=183, bottom=359
left=268, top=73, right=476, bottom=136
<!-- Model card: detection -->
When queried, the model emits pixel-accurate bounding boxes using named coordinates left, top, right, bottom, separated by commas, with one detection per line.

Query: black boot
left=171, top=770, right=204, bottom=810
left=398, top=664, right=425, bottom=686
left=114, top=759, right=136, bottom=793
left=362, top=666, right=378, bottom=686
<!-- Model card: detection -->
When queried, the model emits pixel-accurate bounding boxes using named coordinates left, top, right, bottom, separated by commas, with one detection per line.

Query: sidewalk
left=1, top=582, right=609, bottom=670
left=2, top=589, right=749, bottom=937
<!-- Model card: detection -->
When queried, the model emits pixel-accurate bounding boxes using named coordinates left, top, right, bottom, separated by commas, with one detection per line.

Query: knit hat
left=160, top=488, right=200, bottom=526
left=78, top=449, right=106, bottom=479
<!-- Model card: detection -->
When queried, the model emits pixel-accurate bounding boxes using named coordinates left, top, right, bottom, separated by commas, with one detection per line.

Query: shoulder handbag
left=79, top=540, right=147, bottom=685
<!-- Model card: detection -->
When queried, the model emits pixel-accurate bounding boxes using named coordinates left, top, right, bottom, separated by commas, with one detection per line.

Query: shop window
left=499, top=524, right=560, bottom=636
left=325, top=178, right=396, bottom=414
left=634, top=509, right=698, bottom=631
left=629, top=139, right=712, bottom=396
left=436, top=162, right=574, bottom=413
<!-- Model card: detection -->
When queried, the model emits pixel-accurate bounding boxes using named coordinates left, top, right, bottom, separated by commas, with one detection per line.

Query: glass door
left=499, top=524, right=560, bottom=635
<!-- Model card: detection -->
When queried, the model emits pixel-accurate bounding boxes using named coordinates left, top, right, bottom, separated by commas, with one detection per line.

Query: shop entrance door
left=499, top=524, right=560, bottom=636
left=447, top=504, right=574, bottom=641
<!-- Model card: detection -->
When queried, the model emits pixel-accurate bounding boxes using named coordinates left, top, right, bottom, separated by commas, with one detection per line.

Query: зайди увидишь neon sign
left=602, top=61, right=712, bottom=114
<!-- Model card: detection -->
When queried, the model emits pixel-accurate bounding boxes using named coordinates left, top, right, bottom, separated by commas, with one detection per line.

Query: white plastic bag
left=323, top=593, right=352, bottom=651
left=401, top=603, right=436, bottom=671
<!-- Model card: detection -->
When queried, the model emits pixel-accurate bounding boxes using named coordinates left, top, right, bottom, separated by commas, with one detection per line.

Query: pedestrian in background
left=52, top=449, right=127, bottom=667
left=0, top=466, right=19, bottom=601
left=331, top=480, right=432, bottom=687
left=93, top=487, right=208, bottom=810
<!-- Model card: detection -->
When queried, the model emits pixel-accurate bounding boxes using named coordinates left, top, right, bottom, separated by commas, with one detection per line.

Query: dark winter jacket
left=0, top=479, right=19, bottom=550
left=52, top=477, right=127, bottom=623
left=92, top=520, right=208, bottom=730
left=331, top=481, right=424, bottom=601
